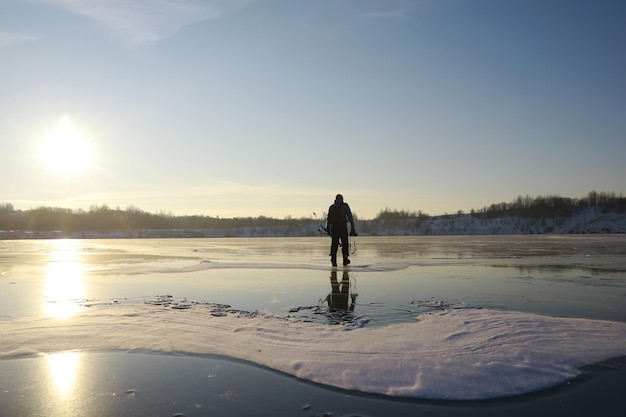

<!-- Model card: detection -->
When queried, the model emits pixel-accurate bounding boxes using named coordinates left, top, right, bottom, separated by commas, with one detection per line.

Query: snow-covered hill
left=361, top=206, right=626, bottom=236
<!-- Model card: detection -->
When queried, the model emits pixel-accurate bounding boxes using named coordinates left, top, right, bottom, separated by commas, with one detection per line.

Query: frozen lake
left=2, top=235, right=626, bottom=324
left=1, top=235, right=626, bottom=403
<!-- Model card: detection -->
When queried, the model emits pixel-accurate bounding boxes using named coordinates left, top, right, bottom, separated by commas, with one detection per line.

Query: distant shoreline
left=2, top=192, right=625, bottom=238
left=2, top=206, right=626, bottom=239
left=0, top=229, right=626, bottom=241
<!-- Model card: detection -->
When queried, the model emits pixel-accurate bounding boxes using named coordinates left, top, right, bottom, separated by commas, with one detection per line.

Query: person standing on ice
left=325, top=194, right=357, bottom=267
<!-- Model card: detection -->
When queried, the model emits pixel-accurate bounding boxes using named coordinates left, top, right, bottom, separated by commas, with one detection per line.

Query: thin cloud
left=39, top=0, right=251, bottom=45
left=0, top=31, right=37, bottom=49
left=15, top=180, right=331, bottom=217
left=357, top=0, right=438, bottom=22
left=359, top=10, right=409, bottom=20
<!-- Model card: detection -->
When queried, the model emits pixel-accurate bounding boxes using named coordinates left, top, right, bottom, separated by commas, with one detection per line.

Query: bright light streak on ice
left=43, top=240, right=86, bottom=318
left=47, top=351, right=81, bottom=397
left=1, top=304, right=625, bottom=400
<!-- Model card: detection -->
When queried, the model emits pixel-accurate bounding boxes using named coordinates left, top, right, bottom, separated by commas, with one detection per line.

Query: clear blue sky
left=1, top=0, right=624, bottom=219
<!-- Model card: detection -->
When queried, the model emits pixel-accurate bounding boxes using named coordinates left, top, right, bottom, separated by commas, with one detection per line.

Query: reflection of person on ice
left=325, top=194, right=357, bottom=267
left=327, top=270, right=356, bottom=312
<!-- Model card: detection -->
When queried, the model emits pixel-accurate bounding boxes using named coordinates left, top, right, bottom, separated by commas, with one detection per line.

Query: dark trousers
left=330, top=228, right=349, bottom=264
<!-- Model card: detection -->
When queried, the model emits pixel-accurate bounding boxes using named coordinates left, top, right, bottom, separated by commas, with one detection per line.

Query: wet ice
left=1, top=236, right=626, bottom=400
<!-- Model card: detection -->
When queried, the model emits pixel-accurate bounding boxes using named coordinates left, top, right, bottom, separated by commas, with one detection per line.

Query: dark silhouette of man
left=325, top=194, right=357, bottom=267
left=327, top=270, right=356, bottom=312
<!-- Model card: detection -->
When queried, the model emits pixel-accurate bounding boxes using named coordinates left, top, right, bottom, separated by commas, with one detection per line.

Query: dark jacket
left=326, top=200, right=355, bottom=234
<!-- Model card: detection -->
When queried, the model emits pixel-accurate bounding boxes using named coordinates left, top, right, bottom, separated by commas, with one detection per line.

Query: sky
left=1, top=0, right=625, bottom=220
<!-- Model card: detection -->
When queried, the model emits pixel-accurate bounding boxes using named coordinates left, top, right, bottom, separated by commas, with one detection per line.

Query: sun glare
left=44, top=240, right=86, bottom=319
left=47, top=351, right=81, bottom=398
left=40, top=115, right=93, bottom=175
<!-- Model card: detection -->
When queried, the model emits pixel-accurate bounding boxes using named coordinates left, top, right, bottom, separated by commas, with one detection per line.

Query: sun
left=40, top=115, right=93, bottom=175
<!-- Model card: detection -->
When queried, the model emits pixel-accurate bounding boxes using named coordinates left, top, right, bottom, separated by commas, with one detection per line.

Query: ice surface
left=2, top=236, right=626, bottom=400
left=1, top=302, right=625, bottom=400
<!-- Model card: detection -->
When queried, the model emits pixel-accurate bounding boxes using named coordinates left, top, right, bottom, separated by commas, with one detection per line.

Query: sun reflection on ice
left=44, top=240, right=86, bottom=318
left=47, top=351, right=81, bottom=398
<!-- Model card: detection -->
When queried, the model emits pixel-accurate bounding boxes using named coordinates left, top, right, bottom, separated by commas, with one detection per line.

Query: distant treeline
left=473, top=191, right=626, bottom=218
left=1, top=191, right=624, bottom=232
left=0, top=204, right=304, bottom=232
left=374, top=191, right=626, bottom=221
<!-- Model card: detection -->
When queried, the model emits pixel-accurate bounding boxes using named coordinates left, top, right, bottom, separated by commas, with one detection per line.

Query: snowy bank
left=1, top=303, right=625, bottom=400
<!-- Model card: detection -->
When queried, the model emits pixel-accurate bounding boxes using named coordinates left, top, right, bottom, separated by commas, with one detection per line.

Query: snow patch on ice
left=1, top=303, right=625, bottom=400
